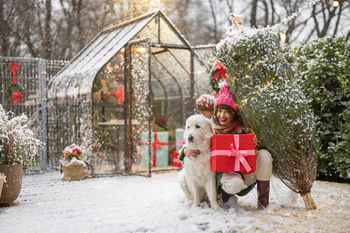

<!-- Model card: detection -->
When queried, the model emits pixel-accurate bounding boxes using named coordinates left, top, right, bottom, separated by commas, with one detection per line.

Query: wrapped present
left=141, top=131, right=169, bottom=167
left=211, top=134, right=256, bottom=174
left=173, top=151, right=183, bottom=168
left=175, top=128, right=185, bottom=151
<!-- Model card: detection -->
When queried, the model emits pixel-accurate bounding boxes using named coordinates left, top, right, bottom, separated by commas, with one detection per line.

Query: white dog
left=178, top=114, right=223, bottom=211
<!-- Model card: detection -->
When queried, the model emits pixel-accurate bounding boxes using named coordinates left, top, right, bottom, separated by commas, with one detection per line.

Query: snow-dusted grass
left=0, top=170, right=349, bottom=233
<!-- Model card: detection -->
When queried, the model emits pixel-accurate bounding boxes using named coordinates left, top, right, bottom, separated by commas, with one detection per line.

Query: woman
left=179, top=83, right=273, bottom=209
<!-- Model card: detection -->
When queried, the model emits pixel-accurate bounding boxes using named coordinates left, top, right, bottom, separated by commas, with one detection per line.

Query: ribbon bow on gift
left=228, top=141, right=252, bottom=173
left=11, top=92, right=23, bottom=104
left=212, top=61, right=227, bottom=82
left=176, top=139, right=185, bottom=147
left=151, top=138, right=162, bottom=155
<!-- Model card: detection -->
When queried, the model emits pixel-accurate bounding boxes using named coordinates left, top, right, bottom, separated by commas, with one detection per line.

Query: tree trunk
left=250, top=0, right=258, bottom=28
left=44, top=0, right=52, bottom=60
left=301, top=192, right=317, bottom=210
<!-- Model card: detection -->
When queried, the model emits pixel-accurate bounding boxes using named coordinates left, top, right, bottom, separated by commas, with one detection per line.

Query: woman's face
left=217, top=108, right=232, bottom=126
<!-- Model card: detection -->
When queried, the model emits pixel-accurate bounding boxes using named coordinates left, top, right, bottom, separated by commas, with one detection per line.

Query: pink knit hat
left=214, top=83, right=238, bottom=113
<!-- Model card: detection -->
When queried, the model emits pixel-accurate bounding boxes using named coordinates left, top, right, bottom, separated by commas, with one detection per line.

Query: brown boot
left=257, top=180, right=270, bottom=210
left=222, top=190, right=233, bottom=203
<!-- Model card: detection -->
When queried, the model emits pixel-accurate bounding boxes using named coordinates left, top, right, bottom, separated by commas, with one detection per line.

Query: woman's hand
left=253, top=136, right=258, bottom=146
left=184, top=147, right=200, bottom=159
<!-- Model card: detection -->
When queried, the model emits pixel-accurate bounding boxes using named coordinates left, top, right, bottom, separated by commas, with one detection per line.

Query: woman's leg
left=256, top=149, right=273, bottom=209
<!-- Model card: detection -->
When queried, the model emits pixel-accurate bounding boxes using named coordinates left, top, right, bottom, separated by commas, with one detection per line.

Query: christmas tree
left=214, top=27, right=317, bottom=210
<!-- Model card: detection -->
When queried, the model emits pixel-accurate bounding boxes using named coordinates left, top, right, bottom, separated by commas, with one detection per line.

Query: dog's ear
left=207, top=123, right=215, bottom=135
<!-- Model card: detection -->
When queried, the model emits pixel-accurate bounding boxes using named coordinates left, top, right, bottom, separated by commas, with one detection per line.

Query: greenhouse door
left=124, top=38, right=152, bottom=176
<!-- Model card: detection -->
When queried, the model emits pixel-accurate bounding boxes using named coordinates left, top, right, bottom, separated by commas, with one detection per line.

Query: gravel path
left=0, top=170, right=349, bottom=232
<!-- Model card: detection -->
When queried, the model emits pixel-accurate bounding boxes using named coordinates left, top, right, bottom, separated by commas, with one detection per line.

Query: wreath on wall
left=209, top=60, right=227, bottom=93
left=6, top=82, right=24, bottom=104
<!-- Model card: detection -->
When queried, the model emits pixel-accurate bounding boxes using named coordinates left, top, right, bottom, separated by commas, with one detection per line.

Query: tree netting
left=214, top=27, right=317, bottom=210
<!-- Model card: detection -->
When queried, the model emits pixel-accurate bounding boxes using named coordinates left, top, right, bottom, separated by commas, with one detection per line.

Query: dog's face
left=184, top=114, right=215, bottom=151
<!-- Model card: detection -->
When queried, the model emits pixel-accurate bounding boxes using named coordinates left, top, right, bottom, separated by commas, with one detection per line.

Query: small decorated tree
left=214, top=27, right=317, bottom=210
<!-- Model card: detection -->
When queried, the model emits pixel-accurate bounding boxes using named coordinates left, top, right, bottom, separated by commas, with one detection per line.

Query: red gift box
left=173, top=151, right=183, bottom=168
left=211, top=134, right=256, bottom=174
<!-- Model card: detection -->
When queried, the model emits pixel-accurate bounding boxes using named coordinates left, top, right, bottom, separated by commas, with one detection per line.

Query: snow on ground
left=0, top=170, right=349, bottom=233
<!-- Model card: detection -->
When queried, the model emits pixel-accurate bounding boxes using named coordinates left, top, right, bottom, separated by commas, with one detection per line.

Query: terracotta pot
left=0, top=175, right=6, bottom=198
left=101, top=92, right=111, bottom=102
left=200, top=110, right=213, bottom=119
left=0, top=164, right=23, bottom=205
left=62, top=161, right=86, bottom=181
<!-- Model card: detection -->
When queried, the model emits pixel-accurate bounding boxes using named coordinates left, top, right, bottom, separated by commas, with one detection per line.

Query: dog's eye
left=187, top=126, right=190, bottom=129
left=196, top=125, right=201, bottom=129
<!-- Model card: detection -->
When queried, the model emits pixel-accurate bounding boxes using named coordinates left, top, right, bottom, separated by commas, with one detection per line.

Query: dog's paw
left=213, top=205, right=224, bottom=212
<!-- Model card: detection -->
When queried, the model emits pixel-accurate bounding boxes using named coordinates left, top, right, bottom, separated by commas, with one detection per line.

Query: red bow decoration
left=11, top=92, right=23, bottom=104
left=113, top=79, right=124, bottom=104
left=212, top=61, right=226, bottom=82
left=113, top=88, right=124, bottom=104
left=9, top=62, right=19, bottom=86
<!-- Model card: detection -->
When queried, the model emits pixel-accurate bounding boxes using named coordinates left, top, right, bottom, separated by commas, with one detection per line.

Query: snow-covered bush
left=0, top=104, right=41, bottom=169
left=286, top=36, right=350, bottom=179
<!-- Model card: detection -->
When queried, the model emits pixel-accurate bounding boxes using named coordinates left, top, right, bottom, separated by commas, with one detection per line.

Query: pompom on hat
left=214, top=83, right=238, bottom=113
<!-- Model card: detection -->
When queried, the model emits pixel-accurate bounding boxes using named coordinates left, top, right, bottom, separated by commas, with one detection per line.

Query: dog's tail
left=178, top=169, right=193, bottom=200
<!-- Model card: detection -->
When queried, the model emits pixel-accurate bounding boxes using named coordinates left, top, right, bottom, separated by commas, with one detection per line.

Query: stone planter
left=0, top=164, right=23, bottom=206
left=62, top=161, right=86, bottom=181
left=0, top=175, right=6, bottom=198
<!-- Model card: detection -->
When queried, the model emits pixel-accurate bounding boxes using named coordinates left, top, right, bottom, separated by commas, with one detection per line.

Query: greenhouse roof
left=48, top=9, right=193, bottom=99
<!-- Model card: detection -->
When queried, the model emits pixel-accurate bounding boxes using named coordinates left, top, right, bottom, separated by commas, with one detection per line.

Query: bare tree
left=43, top=0, right=52, bottom=60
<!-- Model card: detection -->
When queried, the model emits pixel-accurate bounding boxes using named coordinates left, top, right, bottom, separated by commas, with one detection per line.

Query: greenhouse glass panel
left=92, top=51, right=127, bottom=175
left=90, top=16, right=154, bottom=72
left=135, top=17, right=159, bottom=43
left=159, top=16, right=186, bottom=46
left=58, top=33, right=109, bottom=78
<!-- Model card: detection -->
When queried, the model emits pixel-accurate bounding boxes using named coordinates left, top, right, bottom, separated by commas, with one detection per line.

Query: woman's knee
left=220, top=173, right=247, bottom=194
left=257, top=149, right=273, bottom=166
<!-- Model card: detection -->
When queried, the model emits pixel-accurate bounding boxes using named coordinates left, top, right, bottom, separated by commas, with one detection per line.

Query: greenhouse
left=47, top=9, right=214, bottom=176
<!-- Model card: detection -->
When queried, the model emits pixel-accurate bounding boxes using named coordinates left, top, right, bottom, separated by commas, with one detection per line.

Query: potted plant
left=61, top=144, right=86, bottom=181
left=196, top=94, right=217, bottom=119
left=0, top=104, right=41, bottom=206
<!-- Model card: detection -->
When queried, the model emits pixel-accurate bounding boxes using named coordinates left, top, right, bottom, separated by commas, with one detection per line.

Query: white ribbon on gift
left=211, top=135, right=255, bottom=172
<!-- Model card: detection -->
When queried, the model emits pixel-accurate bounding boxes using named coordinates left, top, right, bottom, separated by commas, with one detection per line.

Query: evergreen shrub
left=286, top=36, right=350, bottom=179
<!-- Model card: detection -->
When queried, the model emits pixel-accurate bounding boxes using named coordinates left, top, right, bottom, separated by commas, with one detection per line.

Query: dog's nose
left=188, top=134, right=194, bottom=142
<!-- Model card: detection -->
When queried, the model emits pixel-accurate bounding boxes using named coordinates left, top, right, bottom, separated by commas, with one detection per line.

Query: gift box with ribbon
left=211, top=134, right=256, bottom=174
left=175, top=128, right=185, bottom=151
left=140, top=131, right=169, bottom=167
left=173, top=151, right=183, bottom=168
